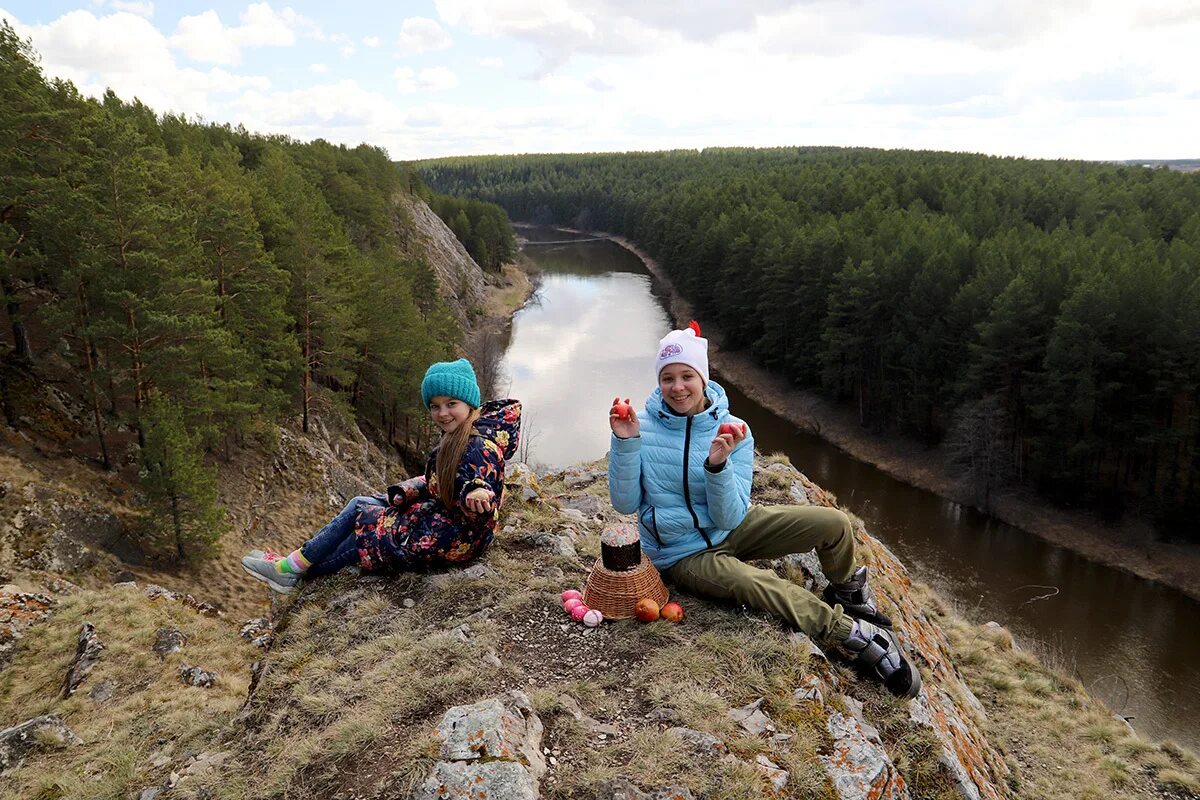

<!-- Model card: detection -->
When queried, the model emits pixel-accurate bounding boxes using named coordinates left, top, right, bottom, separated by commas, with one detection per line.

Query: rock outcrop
left=394, top=191, right=487, bottom=328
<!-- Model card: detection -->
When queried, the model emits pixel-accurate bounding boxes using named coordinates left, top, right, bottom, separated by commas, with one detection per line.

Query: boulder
left=561, top=493, right=605, bottom=516
left=526, top=533, right=578, bottom=559
left=413, top=760, right=537, bottom=800
left=0, top=715, right=81, bottom=772
left=667, top=727, right=726, bottom=756
left=820, top=711, right=909, bottom=800
left=434, top=690, right=545, bottom=779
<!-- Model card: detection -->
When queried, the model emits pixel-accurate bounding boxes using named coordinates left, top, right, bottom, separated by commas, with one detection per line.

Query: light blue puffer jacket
left=608, top=380, right=754, bottom=570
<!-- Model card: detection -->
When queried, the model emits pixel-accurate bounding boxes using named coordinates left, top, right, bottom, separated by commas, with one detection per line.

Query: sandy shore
left=541, top=225, right=1200, bottom=602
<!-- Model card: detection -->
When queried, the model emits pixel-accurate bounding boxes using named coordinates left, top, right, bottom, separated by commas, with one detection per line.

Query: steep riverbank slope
left=4, top=456, right=1198, bottom=800
left=550, top=226, right=1200, bottom=603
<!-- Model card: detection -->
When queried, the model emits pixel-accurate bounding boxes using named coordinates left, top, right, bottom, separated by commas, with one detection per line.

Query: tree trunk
left=77, top=282, right=112, bottom=469
left=302, top=306, right=311, bottom=433
left=0, top=368, right=16, bottom=428
left=0, top=275, right=33, bottom=365
left=172, top=492, right=185, bottom=561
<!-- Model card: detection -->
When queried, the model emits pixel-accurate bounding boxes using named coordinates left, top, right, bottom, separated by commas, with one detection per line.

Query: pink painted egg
left=561, top=589, right=583, bottom=603
left=582, top=609, right=604, bottom=627
left=564, top=598, right=583, bottom=614
left=570, top=604, right=589, bottom=622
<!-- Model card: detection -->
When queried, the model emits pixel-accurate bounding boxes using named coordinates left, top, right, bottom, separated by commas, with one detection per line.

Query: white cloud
left=309, top=62, right=328, bottom=74
left=478, top=56, right=504, bottom=68
left=170, top=2, right=322, bottom=66
left=1, top=8, right=270, bottom=116
left=397, top=17, right=452, bottom=54
left=363, top=35, right=382, bottom=47
left=395, top=66, right=460, bottom=93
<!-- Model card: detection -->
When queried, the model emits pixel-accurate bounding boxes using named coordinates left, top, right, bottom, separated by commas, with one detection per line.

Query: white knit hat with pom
left=654, top=320, right=709, bottom=384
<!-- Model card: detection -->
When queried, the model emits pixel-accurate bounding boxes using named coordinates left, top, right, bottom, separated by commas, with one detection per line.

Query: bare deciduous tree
left=945, top=395, right=1014, bottom=514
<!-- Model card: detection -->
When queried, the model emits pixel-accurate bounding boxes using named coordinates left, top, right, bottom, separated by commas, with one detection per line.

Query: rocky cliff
left=4, top=454, right=1198, bottom=800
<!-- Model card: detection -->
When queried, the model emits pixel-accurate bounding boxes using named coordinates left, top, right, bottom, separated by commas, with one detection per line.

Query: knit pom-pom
left=687, top=320, right=702, bottom=337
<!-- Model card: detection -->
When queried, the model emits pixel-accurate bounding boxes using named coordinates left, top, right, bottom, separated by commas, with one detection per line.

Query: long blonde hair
left=436, top=407, right=482, bottom=508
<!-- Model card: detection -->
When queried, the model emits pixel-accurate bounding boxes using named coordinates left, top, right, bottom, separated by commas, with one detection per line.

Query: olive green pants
left=664, top=504, right=856, bottom=642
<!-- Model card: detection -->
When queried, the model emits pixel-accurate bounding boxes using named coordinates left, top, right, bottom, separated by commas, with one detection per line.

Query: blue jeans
left=300, top=495, right=385, bottom=577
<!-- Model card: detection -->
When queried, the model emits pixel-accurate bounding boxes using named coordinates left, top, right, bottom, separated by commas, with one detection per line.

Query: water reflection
left=507, top=230, right=1200, bottom=750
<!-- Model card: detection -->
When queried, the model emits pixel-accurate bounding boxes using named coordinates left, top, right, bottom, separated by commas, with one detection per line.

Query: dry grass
left=945, top=612, right=1200, bottom=799
left=0, top=586, right=254, bottom=800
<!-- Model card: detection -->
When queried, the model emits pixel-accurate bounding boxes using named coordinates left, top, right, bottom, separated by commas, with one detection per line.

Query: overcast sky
left=4, top=1, right=1199, bottom=161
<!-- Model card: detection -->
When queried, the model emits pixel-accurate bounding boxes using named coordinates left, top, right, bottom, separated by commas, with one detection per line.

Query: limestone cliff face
left=393, top=191, right=487, bottom=328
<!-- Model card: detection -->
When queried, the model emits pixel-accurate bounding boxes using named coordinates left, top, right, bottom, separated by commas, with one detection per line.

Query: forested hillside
left=420, top=148, right=1200, bottom=540
left=0, top=24, right=467, bottom=559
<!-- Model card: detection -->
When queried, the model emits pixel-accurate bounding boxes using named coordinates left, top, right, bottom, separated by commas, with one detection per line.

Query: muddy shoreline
left=531, top=224, right=1200, bottom=602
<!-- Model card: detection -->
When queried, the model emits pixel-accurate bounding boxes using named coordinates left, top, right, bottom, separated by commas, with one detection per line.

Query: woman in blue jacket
left=608, top=322, right=920, bottom=699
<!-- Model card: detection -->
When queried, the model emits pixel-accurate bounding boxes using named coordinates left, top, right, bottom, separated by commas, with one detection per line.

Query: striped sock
left=275, top=549, right=312, bottom=575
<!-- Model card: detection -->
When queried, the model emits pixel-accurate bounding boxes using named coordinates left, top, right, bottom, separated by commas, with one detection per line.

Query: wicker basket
left=582, top=554, right=669, bottom=620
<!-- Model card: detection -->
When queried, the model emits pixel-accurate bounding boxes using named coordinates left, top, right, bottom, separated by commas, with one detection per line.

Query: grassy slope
left=2, top=459, right=1199, bottom=800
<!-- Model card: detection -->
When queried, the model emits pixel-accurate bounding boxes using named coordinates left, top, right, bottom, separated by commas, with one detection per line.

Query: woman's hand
left=708, top=423, right=747, bottom=467
left=463, top=487, right=496, bottom=514
left=609, top=396, right=640, bottom=439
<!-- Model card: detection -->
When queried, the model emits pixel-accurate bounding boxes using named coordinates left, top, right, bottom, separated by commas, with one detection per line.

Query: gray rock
left=788, top=481, right=811, bottom=505
left=558, top=508, right=589, bottom=525
left=526, top=533, right=578, bottom=559
left=0, top=715, right=81, bottom=772
left=755, top=754, right=789, bottom=792
left=62, top=621, right=103, bottom=697
left=667, top=727, right=726, bottom=755
left=557, top=694, right=621, bottom=737
left=89, top=680, right=115, bottom=703
left=728, top=698, right=776, bottom=735
left=820, top=712, right=910, bottom=800
left=402, top=598, right=416, bottom=609
left=909, top=690, right=984, bottom=800
left=423, top=563, right=499, bottom=589
left=435, top=690, right=545, bottom=779
left=179, top=664, right=218, bottom=688
left=137, top=788, right=161, bottom=800
left=598, top=777, right=696, bottom=800
left=561, top=493, right=605, bottom=516
left=483, top=649, right=502, bottom=668
left=794, top=674, right=823, bottom=703
left=563, top=469, right=603, bottom=489
left=645, top=707, right=683, bottom=724
left=413, top=760, right=536, bottom=800
left=449, top=624, right=472, bottom=643
left=788, top=631, right=828, bottom=662
left=153, top=627, right=187, bottom=659
left=239, top=618, right=272, bottom=648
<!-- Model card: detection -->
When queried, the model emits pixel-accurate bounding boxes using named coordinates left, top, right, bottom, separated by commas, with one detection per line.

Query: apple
left=634, top=598, right=660, bottom=623
left=561, top=589, right=583, bottom=603
left=612, top=401, right=632, bottom=420
left=660, top=601, right=684, bottom=623
left=564, top=598, right=584, bottom=614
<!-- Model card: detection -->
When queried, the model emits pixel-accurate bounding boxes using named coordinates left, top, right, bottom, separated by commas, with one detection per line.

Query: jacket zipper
left=682, top=416, right=713, bottom=548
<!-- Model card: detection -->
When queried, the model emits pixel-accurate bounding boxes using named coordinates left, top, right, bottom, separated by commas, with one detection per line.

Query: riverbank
left=545, top=225, right=1200, bottom=603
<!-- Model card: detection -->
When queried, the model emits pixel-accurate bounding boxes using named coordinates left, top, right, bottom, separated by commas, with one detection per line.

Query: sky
left=3, top=0, right=1199, bottom=161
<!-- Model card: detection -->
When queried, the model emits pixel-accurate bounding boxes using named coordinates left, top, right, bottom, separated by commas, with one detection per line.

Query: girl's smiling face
left=658, top=363, right=706, bottom=415
left=429, top=396, right=471, bottom=433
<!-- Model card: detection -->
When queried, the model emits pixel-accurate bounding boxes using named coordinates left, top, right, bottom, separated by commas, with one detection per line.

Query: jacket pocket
left=640, top=506, right=664, bottom=547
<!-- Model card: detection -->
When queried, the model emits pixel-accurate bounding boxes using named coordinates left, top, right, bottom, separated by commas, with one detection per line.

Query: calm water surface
left=499, top=228, right=1200, bottom=750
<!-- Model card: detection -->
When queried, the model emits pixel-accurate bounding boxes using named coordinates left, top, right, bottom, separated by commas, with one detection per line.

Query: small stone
left=138, top=788, right=161, bottom=800
left=402, top=598, right=416, bottom=609
left=728, top=698, right=776, bottom=736
left=755, top=754, right=789, bottom=792
left=667, top=727, right=726, bottom=755
left=89, top=680, right=115, bottom=703
left=794, top=675, right=823, bottom=704
left=152, top=627, right=187, bottom=659
left=178, top=664, right=218, bottom=688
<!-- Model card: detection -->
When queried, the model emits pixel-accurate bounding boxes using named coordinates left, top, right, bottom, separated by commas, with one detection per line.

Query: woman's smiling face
left=658, top=363, right=706, bottom=415
left=428, top=396, right=471, bottom=433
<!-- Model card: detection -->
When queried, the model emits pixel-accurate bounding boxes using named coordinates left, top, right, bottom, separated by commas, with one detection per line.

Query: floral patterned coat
left=355, top=399, right=521, bottom=572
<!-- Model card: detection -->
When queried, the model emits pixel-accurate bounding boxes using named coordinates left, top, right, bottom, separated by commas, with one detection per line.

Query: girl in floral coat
left=241, top=359, right=520, bottom=593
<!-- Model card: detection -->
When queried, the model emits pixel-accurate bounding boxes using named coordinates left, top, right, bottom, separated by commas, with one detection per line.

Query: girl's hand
left=708, top=423, right=747, bottom=467
left=464, top=487, right=496, bottom=514
left=609, top=396, right=640, bottom=439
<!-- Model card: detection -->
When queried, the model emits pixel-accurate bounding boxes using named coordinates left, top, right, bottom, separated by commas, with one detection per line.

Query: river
left=497, top=227, right=1200, bottom=750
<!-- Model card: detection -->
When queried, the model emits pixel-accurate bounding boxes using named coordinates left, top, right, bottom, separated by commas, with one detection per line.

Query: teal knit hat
left=421, top=358, right=481, bottom=408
